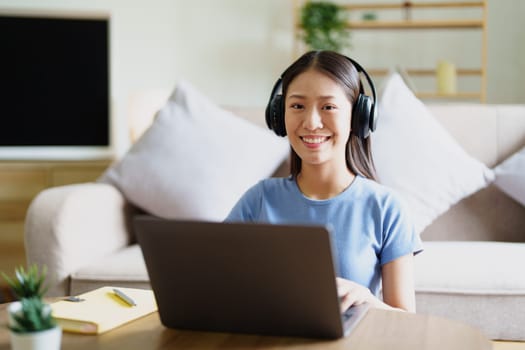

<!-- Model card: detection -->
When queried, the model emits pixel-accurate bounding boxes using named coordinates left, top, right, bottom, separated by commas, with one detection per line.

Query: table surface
left=0, top=300, right=492, bottom=350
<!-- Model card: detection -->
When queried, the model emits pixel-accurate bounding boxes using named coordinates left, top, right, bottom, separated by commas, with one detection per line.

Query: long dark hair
left=282, top=50, right=378, bottom=181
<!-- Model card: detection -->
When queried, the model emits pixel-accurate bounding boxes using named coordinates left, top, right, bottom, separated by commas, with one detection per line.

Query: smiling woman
left=226, top=50, right=422, bottom=313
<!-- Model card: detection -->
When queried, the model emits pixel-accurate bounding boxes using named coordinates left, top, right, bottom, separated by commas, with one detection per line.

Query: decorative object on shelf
left=362, top=12, right=377, bottom=21
left=436, top=60, right=458, bottom=95
left=299, top=1, right=350, bottom=52
left=2, top=265, right=61, bottom=350
left=403, top=1, right=413, bottom=20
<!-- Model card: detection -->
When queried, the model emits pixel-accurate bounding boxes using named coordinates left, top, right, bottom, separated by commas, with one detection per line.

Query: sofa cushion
left=100, top=80, right=289, bottom=221
left=70, top=245, right=149, bottom=295
left=415, top=241, right=525, bottom=340
left=373, top=73, right=495, bottom=234
left=494, top=145, right=525, bottom=207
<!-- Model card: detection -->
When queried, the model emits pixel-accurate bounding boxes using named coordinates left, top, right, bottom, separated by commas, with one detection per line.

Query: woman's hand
left=337, top=253, right=417, bottom=313
left=336, top=277, right=374, bottom=312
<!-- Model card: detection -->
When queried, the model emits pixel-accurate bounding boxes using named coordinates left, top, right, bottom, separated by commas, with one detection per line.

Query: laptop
left=133, top=215, right=370, bottom=339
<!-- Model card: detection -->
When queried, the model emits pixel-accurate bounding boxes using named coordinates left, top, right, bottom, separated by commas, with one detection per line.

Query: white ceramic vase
left=7, top=301, right=62, bottom=350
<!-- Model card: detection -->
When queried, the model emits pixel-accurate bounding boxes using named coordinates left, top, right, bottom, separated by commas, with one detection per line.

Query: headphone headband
left=345, top=57, right=377, bottom=113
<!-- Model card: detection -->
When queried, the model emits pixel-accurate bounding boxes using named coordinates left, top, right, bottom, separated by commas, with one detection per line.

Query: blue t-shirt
left=225, top=175, right=423, bottom=296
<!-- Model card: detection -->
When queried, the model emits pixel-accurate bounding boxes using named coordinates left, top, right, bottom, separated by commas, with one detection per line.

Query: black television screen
left=0, top=11, right=110, bottom=155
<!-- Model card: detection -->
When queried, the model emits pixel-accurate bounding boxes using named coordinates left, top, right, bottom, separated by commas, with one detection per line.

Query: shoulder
left=236, top=176, right=295, bottom=203
left=254, top=176, right=295, bottom=194
left=225, top=177, right=296, bottom=222
left=353, top=176, right=404, bottom=207
left=352, top=176, right=412, bottom=224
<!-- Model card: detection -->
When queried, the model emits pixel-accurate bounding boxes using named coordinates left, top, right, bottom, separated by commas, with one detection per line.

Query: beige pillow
left=494, top=146, right=525, bottom=207
left=101, top=80, right=289, bottom=221
left=373, top=73, right=495, bottom=234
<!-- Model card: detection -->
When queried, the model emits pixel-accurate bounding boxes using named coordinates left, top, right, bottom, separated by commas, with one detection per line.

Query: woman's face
left=284, top=69, right=352, bottom=170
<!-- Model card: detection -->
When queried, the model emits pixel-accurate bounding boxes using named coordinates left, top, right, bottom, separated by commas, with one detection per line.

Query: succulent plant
left=2, top=265, right=48, bottom=299
left=8, top=297, right=56, bottom=333
left=2, top=265, right=57, bottom=333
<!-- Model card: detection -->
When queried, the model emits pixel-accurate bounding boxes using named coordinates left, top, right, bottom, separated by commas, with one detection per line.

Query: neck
left=297, top=164, right=355, bottom=200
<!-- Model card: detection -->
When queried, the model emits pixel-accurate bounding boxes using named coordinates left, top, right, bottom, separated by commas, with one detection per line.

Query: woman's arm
left=381, top=253, right=416, bottom=312
left=337, top=253, right=416, bottom=312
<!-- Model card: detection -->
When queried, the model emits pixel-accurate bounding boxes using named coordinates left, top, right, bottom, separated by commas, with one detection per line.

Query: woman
left=226, top=50, right=422, bottom=312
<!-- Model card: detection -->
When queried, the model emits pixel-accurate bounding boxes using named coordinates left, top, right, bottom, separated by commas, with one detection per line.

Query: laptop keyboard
left=341, top=303, right=371, bottom=336
left=342, top=303, right=369, bottom=322
left=342, top=306, right=355, bottom=321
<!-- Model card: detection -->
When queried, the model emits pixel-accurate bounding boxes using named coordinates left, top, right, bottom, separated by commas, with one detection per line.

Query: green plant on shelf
left=300, top=1, right=350, bottom=52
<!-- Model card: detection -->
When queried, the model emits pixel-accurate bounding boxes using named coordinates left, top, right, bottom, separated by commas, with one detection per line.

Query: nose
left=302, top=108, right=324, bottom=130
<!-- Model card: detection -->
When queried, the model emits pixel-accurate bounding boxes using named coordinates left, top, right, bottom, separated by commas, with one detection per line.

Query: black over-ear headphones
left=265, top=54, right=377, bottom=139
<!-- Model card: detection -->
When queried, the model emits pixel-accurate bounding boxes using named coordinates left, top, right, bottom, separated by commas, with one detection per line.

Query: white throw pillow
left=372, top=73, right=495, bottom=234
left=101, top=80, right=289, bottom=221
left=494, top=146, right=525, bottom=207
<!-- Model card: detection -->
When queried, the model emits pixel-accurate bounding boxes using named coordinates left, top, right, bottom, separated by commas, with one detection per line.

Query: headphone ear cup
left=369, top=102, right=377, bottom=133
left=351, top=94, right=373, bottom=139
left=266, top=94, right=286, bottom=137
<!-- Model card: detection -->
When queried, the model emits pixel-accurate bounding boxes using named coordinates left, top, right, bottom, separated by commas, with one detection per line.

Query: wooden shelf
left=293, top=0, right=487, bottom=102
left=368, top=68, right=483, bottom=76
left=343, top=2, right=484, bottom=10
left=347, top=19, right=483, bottom=29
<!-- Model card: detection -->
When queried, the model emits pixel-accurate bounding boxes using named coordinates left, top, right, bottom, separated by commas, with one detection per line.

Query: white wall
left=486, top=0, right=525, bottom=103
left=0, top=0, right=523, bottom=157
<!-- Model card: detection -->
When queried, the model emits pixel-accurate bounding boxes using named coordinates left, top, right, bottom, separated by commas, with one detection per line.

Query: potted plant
left=299, top=1, right=350, bottom=52
left=2, top=265, right=61, bottom=350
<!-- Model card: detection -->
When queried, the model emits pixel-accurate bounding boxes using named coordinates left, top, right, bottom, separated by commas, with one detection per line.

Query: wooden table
left=0, top=301, right=491, bottom=350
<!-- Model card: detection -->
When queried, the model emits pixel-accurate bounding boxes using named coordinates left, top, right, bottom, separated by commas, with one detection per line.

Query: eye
left=290, top=103, right=304, bottom=110
left=322, top=104, right=337, bottom=111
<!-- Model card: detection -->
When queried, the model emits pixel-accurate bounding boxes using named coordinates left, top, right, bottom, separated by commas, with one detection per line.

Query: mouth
left=300, top=136, right=330, bottom=145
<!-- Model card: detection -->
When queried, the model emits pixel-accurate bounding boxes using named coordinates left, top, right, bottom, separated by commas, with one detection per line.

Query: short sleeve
left=379, top=194, right=423, bottom=265
left=224, top=181, right=263, bottom=222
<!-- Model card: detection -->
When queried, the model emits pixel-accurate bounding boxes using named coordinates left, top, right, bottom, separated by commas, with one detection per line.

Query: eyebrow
left=287, top=94, right=336, bottom=100
left=287, top=94, right=305, bottom=99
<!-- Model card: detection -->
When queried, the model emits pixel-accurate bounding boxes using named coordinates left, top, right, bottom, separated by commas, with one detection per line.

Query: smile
left=301, top=136, right=330, bottom=144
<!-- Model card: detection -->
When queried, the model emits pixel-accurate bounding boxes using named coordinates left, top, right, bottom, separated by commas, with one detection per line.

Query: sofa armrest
left=25, top=183, right=134, bottom=296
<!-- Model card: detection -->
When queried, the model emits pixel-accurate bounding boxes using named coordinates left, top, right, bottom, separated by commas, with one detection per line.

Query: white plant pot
left=7, top=301, right=62, bottom=350
left=9, top=326, right=62, bottom=350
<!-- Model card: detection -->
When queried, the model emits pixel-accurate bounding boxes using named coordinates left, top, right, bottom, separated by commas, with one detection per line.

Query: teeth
left=302, top=137, right=326, bottom=144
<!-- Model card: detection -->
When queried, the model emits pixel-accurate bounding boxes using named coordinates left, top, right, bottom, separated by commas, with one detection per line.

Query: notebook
left=133, top=215, right=370, bottom=339
left=50, top=286, right=157, bottom=334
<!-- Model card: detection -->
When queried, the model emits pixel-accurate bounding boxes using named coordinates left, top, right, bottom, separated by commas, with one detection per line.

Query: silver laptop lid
left=134, top=216, right=355, bottom=339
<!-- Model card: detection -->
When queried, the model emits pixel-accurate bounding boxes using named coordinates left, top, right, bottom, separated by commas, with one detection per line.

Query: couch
left=25, top=82, right=525, bottom=341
